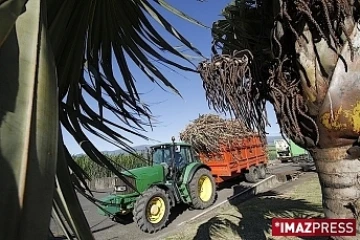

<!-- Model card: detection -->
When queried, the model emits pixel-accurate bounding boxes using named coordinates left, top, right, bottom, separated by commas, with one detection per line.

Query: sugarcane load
left=180, top=114, right=269, bottom=183
left=180, top=114, right=265, bottom=153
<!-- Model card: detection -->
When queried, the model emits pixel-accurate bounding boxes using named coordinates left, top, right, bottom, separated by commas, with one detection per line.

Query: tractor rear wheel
left=258, top=165, right=267, bottom=179
left=188, top=168, right=216, bottom=209
left=245, top=166, right=260, bottom=183
left=133, top=187, right=171, bottom=233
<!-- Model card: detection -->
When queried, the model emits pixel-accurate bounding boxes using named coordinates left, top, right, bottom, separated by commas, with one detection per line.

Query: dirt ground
left=164, top=172, right=324, bottom=240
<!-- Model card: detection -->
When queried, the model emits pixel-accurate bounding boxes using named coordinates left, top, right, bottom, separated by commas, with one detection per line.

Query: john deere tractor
left=97, top=137, right=216, bottom=233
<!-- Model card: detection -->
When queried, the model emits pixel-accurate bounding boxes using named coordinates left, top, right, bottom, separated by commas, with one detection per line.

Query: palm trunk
left=310, top=146, right=360, bottom=240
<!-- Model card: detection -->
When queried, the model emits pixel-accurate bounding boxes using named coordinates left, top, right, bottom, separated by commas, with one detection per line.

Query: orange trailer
left=198, top=134, right=269, bottom=184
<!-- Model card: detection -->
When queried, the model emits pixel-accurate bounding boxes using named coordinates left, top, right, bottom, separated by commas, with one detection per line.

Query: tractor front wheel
left=133, top=187, right=171, bottom=233
left=188, top=168, right=216, bottom=209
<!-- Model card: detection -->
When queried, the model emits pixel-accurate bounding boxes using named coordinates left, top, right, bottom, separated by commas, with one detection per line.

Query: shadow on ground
left=112, top=201, right=188, bottom=228
left=192, top=190, right=326, bottom=240
left=217, top=175, right=246, bottom=190
left=49, top=222, right=117, bottom=240
left=168, top=203, right=188, bottom=227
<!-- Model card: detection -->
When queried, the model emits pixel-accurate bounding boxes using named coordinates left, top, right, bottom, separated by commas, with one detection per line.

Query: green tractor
left=97, top=137, right=216, bottom=233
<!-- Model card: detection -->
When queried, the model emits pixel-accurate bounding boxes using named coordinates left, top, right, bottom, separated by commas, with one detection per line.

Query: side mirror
left=175, top=146, right=181, bottom=153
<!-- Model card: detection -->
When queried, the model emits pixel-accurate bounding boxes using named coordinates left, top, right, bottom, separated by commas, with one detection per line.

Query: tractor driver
left=174, top=152, right=186, bottom=171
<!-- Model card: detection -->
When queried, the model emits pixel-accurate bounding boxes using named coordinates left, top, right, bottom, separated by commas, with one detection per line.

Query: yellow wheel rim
left=146, top=197, right=166, bottom=224
left=198, top=175, right=212, bottom=202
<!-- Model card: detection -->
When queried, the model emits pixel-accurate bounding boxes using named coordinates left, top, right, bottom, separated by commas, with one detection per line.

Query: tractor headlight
left=115, top=186, right=127, bottom=192
left=113, top=176, right=136, bottom=194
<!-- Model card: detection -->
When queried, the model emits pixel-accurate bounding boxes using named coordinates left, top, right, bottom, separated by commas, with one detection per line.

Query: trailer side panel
left=199, top=135, right=268, bottom=184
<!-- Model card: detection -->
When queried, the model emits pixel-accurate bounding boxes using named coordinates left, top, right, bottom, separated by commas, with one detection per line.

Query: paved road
left=50, top=162, right=302, bottom=240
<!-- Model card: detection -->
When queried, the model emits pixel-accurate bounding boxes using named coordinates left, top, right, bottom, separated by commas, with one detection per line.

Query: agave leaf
left=0, top=0, right=27, bottom=46
left=0, top=0, right=58, bottom=239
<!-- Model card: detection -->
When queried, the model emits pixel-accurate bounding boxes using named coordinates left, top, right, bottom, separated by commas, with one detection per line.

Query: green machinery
left=274, top=138, right=309, bottom=163
left=97, top=137, right=217, bottom=233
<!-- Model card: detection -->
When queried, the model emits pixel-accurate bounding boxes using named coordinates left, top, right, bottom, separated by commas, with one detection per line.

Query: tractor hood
left=123, top=164, right=164, bottom=179
left=117, top=164, right=165, bottom=193
left=98, top=164, right=165, bottom=216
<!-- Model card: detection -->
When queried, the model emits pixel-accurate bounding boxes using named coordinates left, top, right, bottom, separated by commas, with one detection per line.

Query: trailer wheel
left=258, top=165, right=267, bottom=179
left=188, top=168, right=216, bottom=209
left=245, top=166, right=260, bottom=183
left=133, top=187, right=171, bottom=233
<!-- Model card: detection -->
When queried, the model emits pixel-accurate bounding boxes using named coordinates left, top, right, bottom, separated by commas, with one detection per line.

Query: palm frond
left=45, top=0, right=206, bottom=183
left=211, top=0, right=274, bottom=63
left=0, top=0, right=207, bottom=239
left=200, top=0, right=360, bottom=148
left=154, top=0, right=209, bottom=28
left=197, top=0, right=274, bottom=135
left=54, top=138, right=94, bottom=240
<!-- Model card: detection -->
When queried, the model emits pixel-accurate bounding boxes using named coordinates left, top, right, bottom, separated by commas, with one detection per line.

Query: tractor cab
left=149, top=137, right=197, bottom=180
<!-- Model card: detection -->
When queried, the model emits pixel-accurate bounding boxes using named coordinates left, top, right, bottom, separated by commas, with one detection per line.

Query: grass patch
left=166, top=173, right=323, bottom=240
left=290, top=176, right=322, bottom=205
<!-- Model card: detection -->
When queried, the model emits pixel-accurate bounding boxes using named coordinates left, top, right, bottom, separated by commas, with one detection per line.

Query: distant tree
left=74, top=154, right=147, bottom=179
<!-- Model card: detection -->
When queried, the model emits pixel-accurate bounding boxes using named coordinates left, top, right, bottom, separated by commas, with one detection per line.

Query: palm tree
left=198, top=0, right=360, bottom=239
left=0, top=0, right=206, bottom=239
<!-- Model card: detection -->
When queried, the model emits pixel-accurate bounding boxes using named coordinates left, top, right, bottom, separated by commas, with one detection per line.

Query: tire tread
left=133, top=186, right=171, bottom=233
left=188, top=168, right=216, bottom=209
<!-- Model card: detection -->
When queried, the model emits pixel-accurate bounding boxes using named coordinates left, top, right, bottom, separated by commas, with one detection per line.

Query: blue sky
left=63, top=0, right=281, bottom=154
